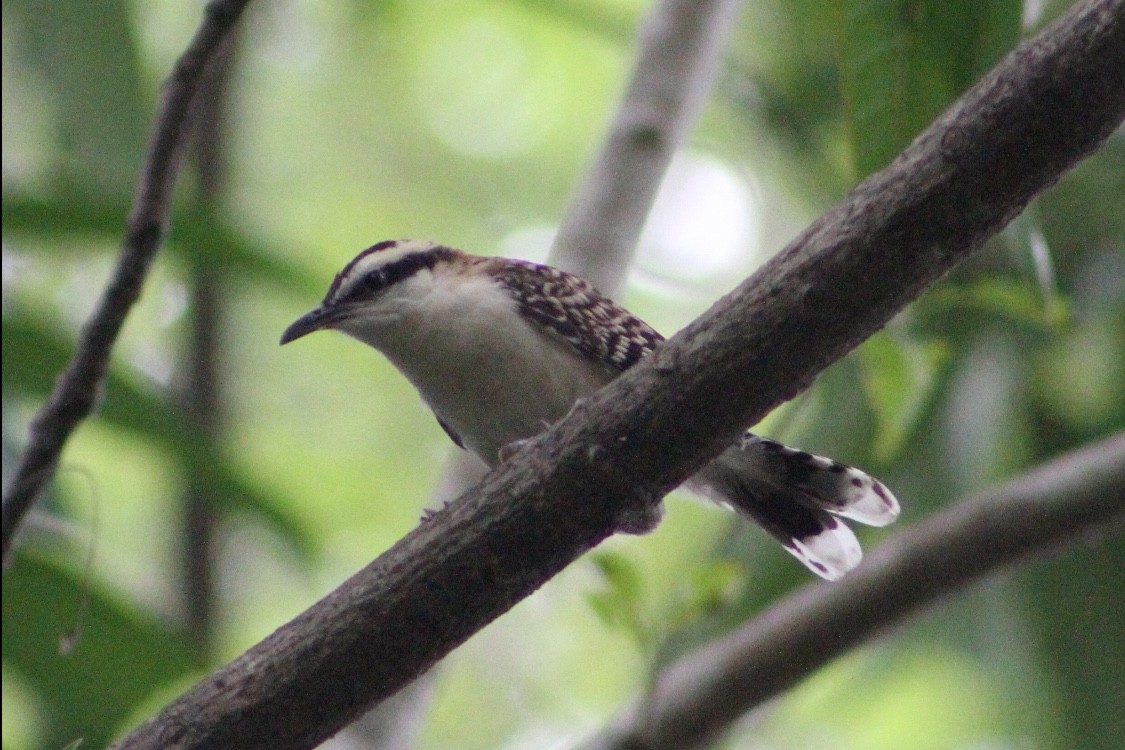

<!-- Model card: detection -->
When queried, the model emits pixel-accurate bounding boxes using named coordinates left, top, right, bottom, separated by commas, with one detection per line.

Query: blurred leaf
left=1022, top=538, right=1125, bottom=750
left=942, top=335, right=1038, bottom=492
left=590, top=551, right=644, bottom=610
left=681, top=559, right=744, bottom=617
left=1038, top=137, right=1125, bottom=270
left=771, top=645, right=1019, bottom=750
left=2, top=316, right=184, bottom=444
left=1, top=553, right=200, bottom=750
left=585, top=589, right=629, bottom=632
left=834, top=0, right=1022, bottom=179
left=925, top=278, right=1072, bottom=331
left=1034, top=315, right=1125, bottom=435
left=4, top=0, right=147, bottom=192
left=2, top=314, right=316, bottom=561
left=520, top=0, right=636, bottom=43
left=1000, top=210, right=1069, bottom=328
left=1, top=191, right=127, bottom=238
left=587, top=551, right=650, bottom=650
left=2, top=192, right=320, bottom=296
left=858, top=332, right=950, bottom=463
left=653, top=558, right=749, bottom=662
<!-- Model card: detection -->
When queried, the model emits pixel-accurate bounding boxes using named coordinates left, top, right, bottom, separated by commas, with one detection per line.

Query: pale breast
left=372, top=273, right=616, bottom=465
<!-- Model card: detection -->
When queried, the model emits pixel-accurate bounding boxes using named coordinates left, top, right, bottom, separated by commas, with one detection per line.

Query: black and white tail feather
left=692, top=435, right=897, bottom=580
left=281, top=240, right=901, bottom=582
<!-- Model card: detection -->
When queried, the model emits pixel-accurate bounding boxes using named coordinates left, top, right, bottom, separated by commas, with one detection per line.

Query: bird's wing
left=488, top=258, right=664, bottom=374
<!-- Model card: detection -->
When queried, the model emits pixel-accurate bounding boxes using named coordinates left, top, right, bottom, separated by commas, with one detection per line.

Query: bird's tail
left=689, top=434, right=899, bottom=580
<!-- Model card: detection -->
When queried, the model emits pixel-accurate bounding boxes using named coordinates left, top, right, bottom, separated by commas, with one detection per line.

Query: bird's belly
left=378, top=319, right=612, bottom=465
left=392, top=331, right=613, bottom=466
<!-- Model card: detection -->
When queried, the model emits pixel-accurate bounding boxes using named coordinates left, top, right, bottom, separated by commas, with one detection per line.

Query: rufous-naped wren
left=282, top=239, right=899, bottom=580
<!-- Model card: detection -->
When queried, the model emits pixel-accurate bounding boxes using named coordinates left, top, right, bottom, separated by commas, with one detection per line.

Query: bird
left=281, top=239, right=899, bottom=580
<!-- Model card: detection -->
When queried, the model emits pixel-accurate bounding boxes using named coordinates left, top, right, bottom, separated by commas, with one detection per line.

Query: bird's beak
left=280, top=306, right=334, bottom=345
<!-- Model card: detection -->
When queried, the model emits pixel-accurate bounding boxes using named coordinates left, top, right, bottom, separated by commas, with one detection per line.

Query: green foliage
left=587, top=550, right=746, bottom=663
left=3, top=313, right=316, bottom=562
left=4, top=1, right=1122, bottom=749
left=1, top=193, right=320, bottom=295
left=857, top=331, right=949, bottom=463
left=2, top=553, right=200, bottom=750
left=4, top=0, right=147, bottom=192
left=834, top=0, right=1022, bottom=179
left=587, top=551, right=650, bottom=649
left=927, top=277, right=1071, bottom=330
left=1023, top=542, right=1125, bottom=750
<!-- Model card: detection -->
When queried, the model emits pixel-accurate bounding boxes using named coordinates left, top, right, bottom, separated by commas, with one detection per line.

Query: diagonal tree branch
left=1, top=0, right=254, bottom=565
left=112, top=2, right=1125, bottom=749
left=583, top=433, right=1125, bottom=750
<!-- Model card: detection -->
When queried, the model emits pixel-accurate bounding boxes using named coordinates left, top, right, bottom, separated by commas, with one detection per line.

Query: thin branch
left=180, top=25, right=241, bottom=658
left=549, top=0, right=743, bottom=290
left=1, top=0, right=254, bottom=564
left=109, top=3, right=1125, bottom=749
left=583, top=434, right=1125, bottom=750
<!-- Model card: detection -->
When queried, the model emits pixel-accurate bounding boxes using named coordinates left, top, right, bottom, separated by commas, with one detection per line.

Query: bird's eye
left=364, top=270, right=387, bottom=290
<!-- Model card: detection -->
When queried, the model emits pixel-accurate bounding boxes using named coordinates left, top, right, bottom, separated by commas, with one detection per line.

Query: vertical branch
left=181, top=269, right=223, bottom=655
left=1, top=0, right=255, bottom=565
left=180, top=27, right=242, bottom=656
left=549, top=0, right=744, bottom=292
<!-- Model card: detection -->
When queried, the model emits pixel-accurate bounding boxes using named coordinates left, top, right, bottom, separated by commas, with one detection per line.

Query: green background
left=3, top=1, right=1122, bottom=748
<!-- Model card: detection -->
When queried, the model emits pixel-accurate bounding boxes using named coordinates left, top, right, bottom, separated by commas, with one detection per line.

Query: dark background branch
left=1, top=0, right=253, bottom=564
left=111, top=3, right=1125, bottom=749
left=179, top=24, right=242, bottom=660
left=585, top=433, right=1125, bottom=750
